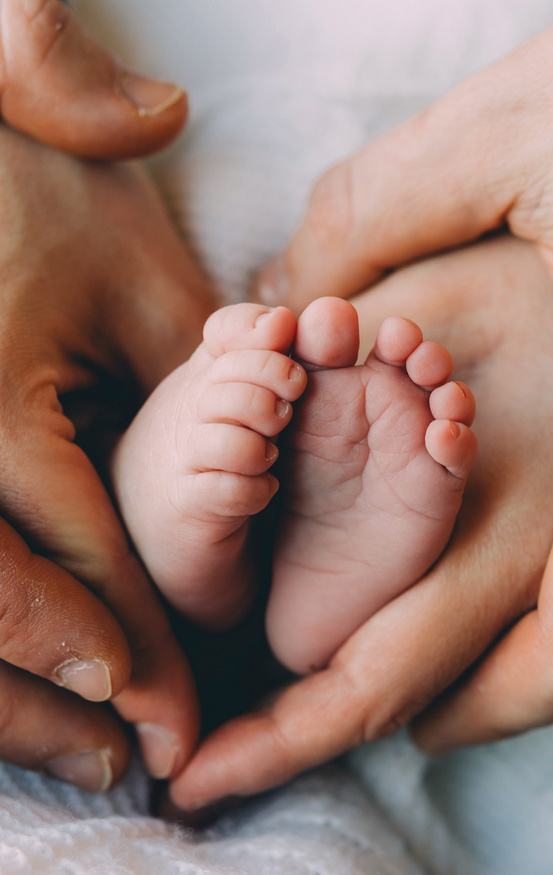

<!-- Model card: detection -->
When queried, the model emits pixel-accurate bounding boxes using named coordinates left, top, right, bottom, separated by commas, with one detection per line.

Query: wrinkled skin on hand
left=256, top=25, right=553, bottom=312
left=0, top=124, right=214, bottom=790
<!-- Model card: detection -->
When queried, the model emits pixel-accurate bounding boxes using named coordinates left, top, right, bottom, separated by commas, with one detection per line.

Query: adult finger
left=0, top=156, right=212, bottom=781
left=0, top=518, right=132, bottom=789
left=0, top=516, right=130, bottom=699
left=0, top=661, right=130, bottom=792
left=90, top=160, right=216, bottom=394
left=169, top=484, right=541, bottom=809
left=255, top=25, right=553, bottom=313
left=411, top=542, right=553, bottom=753
left=0, top=417, right=201, bottom=783
left=170, top=234, right=553, bottom=808
left=0, top=0, right=187, bottom=159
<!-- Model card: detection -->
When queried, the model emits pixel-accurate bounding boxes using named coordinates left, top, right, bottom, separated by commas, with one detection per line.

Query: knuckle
left=362, top=695, right=431, bottom=744
left=0, top=0, right=72, bottom=91
left=21, top=0, right=71, bottom=70
left=510, top=174, right=553, bottom=247
left=263, top=712, right=303, bottom=781
left=304, top=160, right=355, bottom=246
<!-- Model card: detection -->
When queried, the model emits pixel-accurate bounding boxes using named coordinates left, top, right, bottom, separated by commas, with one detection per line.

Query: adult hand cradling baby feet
left=0, top=0, right=212, bottom=790
left=174, top=22, right=553, bottom=812
left=0, top=0, right=551, bottom=821
left=0, top=126, right=216, bottom=790
left=170, top=234, right=553, bottom=811
left=112, top=299, right=476, bottom=672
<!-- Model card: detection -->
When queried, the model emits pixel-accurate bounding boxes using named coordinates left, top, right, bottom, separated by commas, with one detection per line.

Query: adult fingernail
left=173, top=796, right=242, bottom=826
left=45, top=749, right=113, bottom=793
left=117, top=72, right=186, bottom=117
left=54, top=659, right=112, bottom=702
left=136, top=723, right=179, bottom=779
left=449, top=421, right=461, bottom=439
left=257, top=255, right=290, bottom=305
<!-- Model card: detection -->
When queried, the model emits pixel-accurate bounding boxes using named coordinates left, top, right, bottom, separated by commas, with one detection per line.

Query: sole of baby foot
left=113, top=303, right=307, bottom=630
left=267, top=300, right=477, bottom=674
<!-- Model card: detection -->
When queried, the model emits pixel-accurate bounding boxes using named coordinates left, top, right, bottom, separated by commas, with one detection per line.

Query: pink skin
left=112, top=303, right=307, bottom=629
left=267, top=298, right=477, bottom=674
left=115, top=296, right=475, bottom=672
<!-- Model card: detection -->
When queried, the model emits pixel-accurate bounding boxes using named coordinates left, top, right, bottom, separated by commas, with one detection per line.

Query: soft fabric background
left=4, top=1, right=553, bottom=871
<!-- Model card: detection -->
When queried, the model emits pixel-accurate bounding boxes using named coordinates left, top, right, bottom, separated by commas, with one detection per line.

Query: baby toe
left=429, top=381, right=476, bottom=426
left=202, top=303, right=297, bottom=357
left=209, top=349, right=307, bottom=403
left=295, top=297, right=360, bottom=369
left=373, top=316, right=424, bottom=365
left=198, top=382, right=293, bottom=436
left=425, top=419, right=478, bottom=480
left=405, top=340, right=454, bottom=389
left=189, top=423, right=278, bottom=476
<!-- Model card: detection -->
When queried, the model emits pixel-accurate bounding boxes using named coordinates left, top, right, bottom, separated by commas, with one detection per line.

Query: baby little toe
left=425, top=419, right=478, bottom=479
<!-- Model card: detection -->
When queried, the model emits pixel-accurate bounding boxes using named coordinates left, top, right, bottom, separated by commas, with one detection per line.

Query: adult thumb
left=254, top=25, right=553, bottom=314
left=0, top=0, right=187, bottom=159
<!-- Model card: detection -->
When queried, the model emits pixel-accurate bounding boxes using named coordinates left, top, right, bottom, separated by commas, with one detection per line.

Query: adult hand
left=170, top=234, right=553, bottom=808
left=255, top=25, right=553, bottom=313
left=0, top=0, right=187, bottom=158
left=0, top=123, right=214, bottom=791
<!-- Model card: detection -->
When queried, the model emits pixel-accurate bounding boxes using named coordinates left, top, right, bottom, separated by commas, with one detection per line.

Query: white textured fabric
left=4, top=0, right=553, bottom=872
left=0, top=760, right=423, bottom=875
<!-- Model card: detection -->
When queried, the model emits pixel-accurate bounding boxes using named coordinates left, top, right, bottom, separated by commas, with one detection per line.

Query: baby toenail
left=288, top=362, right=303, bottom=381
left=275, top=399, right=290, bottom=418
left=449, top=422, right=461, bottom=438
left=265, top=442, right=279, bottom=462
left=455, top=382, right=467, bottom=398
left=255, top=308, right=276, bottom=327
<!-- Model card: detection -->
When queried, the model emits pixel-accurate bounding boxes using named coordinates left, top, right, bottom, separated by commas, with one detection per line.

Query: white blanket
left=5, top=0, right=553, bottom=871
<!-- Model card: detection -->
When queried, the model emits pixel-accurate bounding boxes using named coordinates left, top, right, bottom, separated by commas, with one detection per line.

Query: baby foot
left=267, top=298, right=477, bottom=674
left=112, top=304, right=307, bottom=628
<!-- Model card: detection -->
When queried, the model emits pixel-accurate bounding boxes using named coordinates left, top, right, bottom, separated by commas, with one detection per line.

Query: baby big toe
left=202, top=303, right=297, bottom=358
left=294, top=297, right=360, bottom=369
